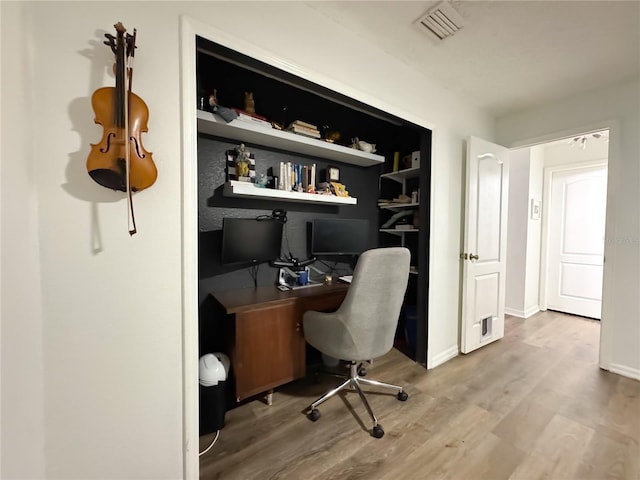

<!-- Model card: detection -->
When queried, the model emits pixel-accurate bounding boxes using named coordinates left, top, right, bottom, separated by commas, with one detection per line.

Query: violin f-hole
left=99, top=132, right=116, bottom=153
left=129, top=135, right=146, bottom=159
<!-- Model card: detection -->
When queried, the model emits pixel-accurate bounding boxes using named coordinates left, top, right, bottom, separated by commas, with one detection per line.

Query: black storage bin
left=199, top=380, right=227, bottom=434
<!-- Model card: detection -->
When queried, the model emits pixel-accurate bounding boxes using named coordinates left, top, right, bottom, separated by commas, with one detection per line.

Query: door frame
left=179, top=15, right=437, bottom=480
left=539, top=159, right=608, bottom=313
left=505, top=119, right=619, bottom=376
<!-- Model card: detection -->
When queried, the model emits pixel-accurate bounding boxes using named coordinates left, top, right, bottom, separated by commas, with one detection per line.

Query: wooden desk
left=211, top=282, right=349, bottom=402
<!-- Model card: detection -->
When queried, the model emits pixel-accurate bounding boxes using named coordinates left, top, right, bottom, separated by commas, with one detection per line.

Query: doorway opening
left=505, top=129, right=609, bottom=322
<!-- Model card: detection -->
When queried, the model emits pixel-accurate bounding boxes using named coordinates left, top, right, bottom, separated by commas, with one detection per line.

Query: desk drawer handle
left=296, top=322, right=301, bottom=332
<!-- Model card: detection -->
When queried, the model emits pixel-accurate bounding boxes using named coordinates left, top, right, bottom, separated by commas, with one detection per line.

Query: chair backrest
left=336, top=247, right=411, bottom=360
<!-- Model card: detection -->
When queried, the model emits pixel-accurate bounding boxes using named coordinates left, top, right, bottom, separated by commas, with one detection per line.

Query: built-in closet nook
left=195, top=35, right=432, bottom=428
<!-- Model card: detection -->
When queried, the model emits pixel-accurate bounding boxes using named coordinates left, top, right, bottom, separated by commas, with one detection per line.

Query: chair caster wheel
left=372, top=425, right=384, bottom=438
left=358, top=367, right=367, bottom=376
left=397, top=391, right=408, bottom=401
left=307, top=408, right=320, bottom=422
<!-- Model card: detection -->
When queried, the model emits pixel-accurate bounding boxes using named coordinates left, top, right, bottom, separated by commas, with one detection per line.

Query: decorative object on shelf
left=322, top=125, right=341, bottom=143
left=226, top=144, right=255, bottom=182
left=255, top=173, right=271, bottom=188
left=244, top=91, right=255, bottom=113
left=216, top=106, right=239, bottom=122
left=87, top=21, right=157, bottom=236
left=403, top=151, right=420, bottom=169
left=326, top=166, right=340, bottom=182
left=351, top=137, right=376, bottom=153
left=331, top=182, right=349, bottom=198
left=316, top=182, right=333, bottom=195
left=208, top=89, right=218, bottom=109
left=393, top=151, right=400, bottom=172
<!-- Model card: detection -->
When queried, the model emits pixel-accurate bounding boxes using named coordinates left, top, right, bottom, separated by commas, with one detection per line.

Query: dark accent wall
left=196, top=34, right=432, bottom=365
left=197, top=134, right=381, bottom=303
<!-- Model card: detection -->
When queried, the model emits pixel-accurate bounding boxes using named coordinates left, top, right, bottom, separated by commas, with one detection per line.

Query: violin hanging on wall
left=87, top=22, right=157, bottom=235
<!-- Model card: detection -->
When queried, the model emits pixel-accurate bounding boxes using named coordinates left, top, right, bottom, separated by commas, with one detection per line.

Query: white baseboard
left=505, top=306, right=540, bottom=318
left=428, top=345, right=459, bottom=369
left=608, top=363, right=640, bottom=381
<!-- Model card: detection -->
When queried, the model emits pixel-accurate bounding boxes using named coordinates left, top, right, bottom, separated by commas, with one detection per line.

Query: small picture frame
left=531, top=199, right=541, bottom=220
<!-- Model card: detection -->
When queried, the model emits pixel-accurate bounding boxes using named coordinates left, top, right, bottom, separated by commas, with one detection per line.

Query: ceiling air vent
left=415, top=1, right=465, bottom=41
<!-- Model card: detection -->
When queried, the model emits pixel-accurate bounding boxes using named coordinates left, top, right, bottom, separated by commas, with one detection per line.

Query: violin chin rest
left=88, top=168, right=126, bottom=192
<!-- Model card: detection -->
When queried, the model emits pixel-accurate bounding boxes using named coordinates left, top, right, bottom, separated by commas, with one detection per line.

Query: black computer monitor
left=221, top=217, right=283, bottom=266
left=310, top=218, right=370, bottom=256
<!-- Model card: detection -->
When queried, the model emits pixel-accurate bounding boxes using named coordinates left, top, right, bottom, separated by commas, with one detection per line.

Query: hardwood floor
left=199, top=311, right=639, bottom=479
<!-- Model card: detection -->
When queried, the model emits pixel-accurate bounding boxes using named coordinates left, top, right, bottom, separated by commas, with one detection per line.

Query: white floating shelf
left=378, top=202, right=419, bottom=210
left=223, top=181, right=357, bottom=205
left=379, top=228, right=419, bottom=235
left=380, top=167, right=420, bottom=182
left=197, top=110, right=385, bottom=167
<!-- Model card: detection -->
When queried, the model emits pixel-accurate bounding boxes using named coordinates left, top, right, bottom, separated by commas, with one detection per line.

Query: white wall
left=505, top=147, right=543, bottom=318
left=505, top=148, right=531, bottom=316
left=497, top=80, right=640, bottom=379
left=1, top=1, right=494, bottom=478
left=525, top=147, right=543, bottom=313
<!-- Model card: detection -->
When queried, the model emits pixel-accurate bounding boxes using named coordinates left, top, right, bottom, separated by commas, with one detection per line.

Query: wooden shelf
left=223, top=181, right=357, bottom=205
left=197, top=110, right=384, bottom=167
left=380, top=167, right=420, bottom=183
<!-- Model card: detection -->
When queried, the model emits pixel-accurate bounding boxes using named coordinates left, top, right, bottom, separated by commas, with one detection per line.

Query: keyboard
left=338, top=275, right=353, bottom=283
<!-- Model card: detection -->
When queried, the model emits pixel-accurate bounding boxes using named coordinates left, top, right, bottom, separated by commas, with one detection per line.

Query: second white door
left=546, top=164, right=607, bottom=319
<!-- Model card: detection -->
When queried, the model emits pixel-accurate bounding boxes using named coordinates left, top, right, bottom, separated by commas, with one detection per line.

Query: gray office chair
left=303, top=247, right=411, bottom=438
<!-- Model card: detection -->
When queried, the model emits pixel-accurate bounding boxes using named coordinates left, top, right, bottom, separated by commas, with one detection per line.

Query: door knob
left=469, top=254, right=479, bottom=261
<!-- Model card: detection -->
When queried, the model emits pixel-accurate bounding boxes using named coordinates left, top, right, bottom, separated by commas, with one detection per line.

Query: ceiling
left=306, top=0, right=640, bottom=118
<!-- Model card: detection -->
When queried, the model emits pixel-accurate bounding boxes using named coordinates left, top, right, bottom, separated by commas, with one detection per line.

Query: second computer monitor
left=310, top=218, right=370, bottom=257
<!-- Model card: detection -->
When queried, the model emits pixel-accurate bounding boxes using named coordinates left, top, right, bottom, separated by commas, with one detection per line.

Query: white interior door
left=546, top=164, right=607, bottom=319
left=461, top=137, right=510, bottom=354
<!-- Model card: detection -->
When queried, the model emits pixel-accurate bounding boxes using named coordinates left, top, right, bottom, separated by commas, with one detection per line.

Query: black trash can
left=198, top=353, right=230, bottom=435
left=199, top=380, right=227, bottom=434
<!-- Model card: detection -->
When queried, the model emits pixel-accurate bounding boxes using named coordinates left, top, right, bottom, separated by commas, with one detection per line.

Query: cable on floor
left=199, top=430, right=220, bottom=457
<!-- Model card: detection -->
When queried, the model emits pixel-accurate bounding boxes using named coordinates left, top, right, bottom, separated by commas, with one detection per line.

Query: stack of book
left=285, top=120, right=320, bottom=139
left=232, top=108, right=272, bottom=129
left=278, top=161, right=317, bottom=193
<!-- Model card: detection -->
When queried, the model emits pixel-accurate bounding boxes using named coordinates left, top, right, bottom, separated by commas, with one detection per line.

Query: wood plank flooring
left=199, top=311, right=639, bottom=479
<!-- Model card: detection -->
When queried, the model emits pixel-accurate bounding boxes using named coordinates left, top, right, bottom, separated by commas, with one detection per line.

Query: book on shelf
left=286, top=124, right=320, bottom=138
left=233, top=112, right=272, bottom=128
left=290, top=119, right=317, bottom=130
left=232, top=108, right=268, bottom=121
left=277, top=161, right=317, bottom=193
